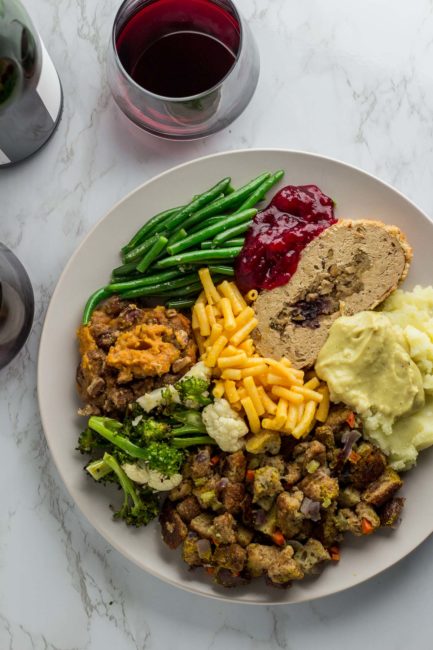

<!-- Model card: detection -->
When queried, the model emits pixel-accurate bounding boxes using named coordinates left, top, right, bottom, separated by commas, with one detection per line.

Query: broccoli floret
left=140, top=441, right=185, bottom=477
left=102, top=453, right=159, bottom=527
left=128, top=402, right=145, bottom=419
left=169, top=408, right=207, bottom=436
left=139, top=417, right=171, bottom=443
left=88, top=416, right=153, bottom=459
left=77, top=427, right=105, bottom=454
left=86, top=416, right=216, bottom=474
left=175, top=377, right=212, bottom=409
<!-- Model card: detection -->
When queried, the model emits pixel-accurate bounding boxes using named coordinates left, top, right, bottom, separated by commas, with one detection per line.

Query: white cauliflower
left=136, top=362, right=211, bottom=412
left=122, top=462, right=182, bottom=492
left=182, top=361, right=212, bottom=383
left=136, top=384, right=180, bottom=413
left=202, top=398, right=248, bottom=452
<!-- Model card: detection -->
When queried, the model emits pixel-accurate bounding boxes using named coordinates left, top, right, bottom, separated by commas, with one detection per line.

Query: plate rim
left=37, top=147, right=433, bottom=605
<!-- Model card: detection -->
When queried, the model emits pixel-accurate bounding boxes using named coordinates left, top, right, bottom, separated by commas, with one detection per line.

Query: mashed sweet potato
left=76, top=297, right=197, bottom=416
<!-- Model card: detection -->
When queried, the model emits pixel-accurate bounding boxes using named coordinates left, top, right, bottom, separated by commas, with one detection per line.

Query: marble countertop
left=2, top=0, right=433, bottom=647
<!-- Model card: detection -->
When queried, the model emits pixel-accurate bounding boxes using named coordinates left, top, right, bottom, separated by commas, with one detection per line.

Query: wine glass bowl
left=0, top=244, right=34, bottom=369
left=107, top=0, right=260, bottom=140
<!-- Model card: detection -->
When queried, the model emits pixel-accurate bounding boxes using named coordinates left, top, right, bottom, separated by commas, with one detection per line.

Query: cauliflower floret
left=122, top=462, right=182, bottom=492
left=136, top=384, right=180, bottom=412
left=181, top=361, right=212, bottom=383
left=202, top=398, right=248, bottom=452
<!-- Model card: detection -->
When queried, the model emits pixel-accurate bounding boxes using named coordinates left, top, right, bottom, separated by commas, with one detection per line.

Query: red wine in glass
left=108, top=0, right=260, bottom=139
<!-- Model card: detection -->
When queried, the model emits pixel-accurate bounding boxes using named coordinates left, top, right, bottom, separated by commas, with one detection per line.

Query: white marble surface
left=2, top=0, right=433, bottom=647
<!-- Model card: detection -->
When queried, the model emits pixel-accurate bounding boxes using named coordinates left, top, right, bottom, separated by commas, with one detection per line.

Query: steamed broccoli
left=170, top=408, right=207, bottom=436
left=85, top=458, right=114, bottom=481
left=81, top=415, right=216, bottom=527
left=139, top=441, right=185, bottom=476
left=86, top=416, right=215, bottom=474
left=138, top=417, right=171, bottom=443
left=102, top=453, right=159, bottom=527
left=77, top=426, right=109, bottom=454
left=122, top=406, right=206, bottom=443
left=174, top=376, right=212, bottom=409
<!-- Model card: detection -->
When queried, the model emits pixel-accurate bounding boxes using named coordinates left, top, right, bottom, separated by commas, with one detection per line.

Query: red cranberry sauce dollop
left=234, top=184, right=336, bottom=292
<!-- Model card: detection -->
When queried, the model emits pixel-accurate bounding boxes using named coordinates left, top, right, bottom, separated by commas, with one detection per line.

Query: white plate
left=38, top=149, right=433, bottom=605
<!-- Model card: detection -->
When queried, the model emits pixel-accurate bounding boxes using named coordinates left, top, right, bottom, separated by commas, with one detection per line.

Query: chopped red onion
left=197, top=538, right=212, bottom=560
left=253, top=509, right=267, bottom=526
left=196, top=449, right=209, bottom=463
left=216, top=478, right=229, bottom=491
left=300, top=496, right=321, bottom=522
left=341, top=429, right=362, bottom=462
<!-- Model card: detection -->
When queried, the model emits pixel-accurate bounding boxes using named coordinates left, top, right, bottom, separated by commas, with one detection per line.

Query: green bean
left=110, top=273, right=141, bottom=283
left=224, top=238, right=245, bottom=247
left=155, top=247, right=242, bottom=268
left=208, top=265, right=235, bottom=276
left=236, top=170, right=285, bottom=212
left=201, top=237, right=245, bottom=250
left=123, top=232, right=165, bottom=263
left=115, top=273, right=199, bottom=299
left=213, top=221, right=251, bottom=245
left=121, top=206, right=182, bottom=254
left=107, top=269, right=183, bottom=292
left=121, top=280, right=203, bottom=300
left=188, top=216, right=226, bottom=235
left=112, top=261, right=140, bottom=278
left=181, top=172, right=271, bottom=231
left=136, top=235, right=168, bottom=273
left=162, top=178, right=231, bottom=232
left=159, top=281, right=204, bottom=297
left=167, top=228, right=187, bottom=247
left=167, top=208, right=256, bottom=256
left=82, top=288, right=112, bottom=325
left=166, top=297, right=197, bottom=309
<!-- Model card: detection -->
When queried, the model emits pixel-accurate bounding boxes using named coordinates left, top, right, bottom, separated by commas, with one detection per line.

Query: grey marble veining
left=2, top=0, right=433, bottom=648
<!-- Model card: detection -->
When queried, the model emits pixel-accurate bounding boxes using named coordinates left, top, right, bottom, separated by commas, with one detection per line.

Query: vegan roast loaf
left=252, top=219, right=412, bottom=368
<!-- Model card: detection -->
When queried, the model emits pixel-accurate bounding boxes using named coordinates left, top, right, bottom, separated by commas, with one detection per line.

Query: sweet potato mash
left=77, top=297, right=197, bottom=416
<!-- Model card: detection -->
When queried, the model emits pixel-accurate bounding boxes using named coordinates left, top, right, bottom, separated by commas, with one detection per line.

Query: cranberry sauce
left=234, top=185, right=336, bottom=292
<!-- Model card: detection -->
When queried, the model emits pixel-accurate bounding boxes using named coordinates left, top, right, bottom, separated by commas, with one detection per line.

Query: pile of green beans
left=81, top=169, right=285, bottom=324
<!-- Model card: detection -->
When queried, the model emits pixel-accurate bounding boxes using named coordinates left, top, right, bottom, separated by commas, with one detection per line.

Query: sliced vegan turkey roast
left=252, top=220, right=412, bottom=368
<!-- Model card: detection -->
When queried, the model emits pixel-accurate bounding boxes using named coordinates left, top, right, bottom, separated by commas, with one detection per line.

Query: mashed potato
left=316, top=286, right=433, bottom=471
left=380, top=285, right=433, bottom=393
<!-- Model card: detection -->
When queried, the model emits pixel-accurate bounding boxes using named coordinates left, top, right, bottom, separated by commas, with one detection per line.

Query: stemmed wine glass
left=107, top=0, right=260, bottom=140
left=0, top=243, right=34, bottom=369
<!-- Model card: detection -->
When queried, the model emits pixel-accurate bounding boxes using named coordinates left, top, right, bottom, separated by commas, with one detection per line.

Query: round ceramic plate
left=38, top=149, right=433, bottom=605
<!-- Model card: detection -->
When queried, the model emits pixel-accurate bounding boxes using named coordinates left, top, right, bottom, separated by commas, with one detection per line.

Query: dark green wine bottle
left=0, top=0, right=62, bottom=166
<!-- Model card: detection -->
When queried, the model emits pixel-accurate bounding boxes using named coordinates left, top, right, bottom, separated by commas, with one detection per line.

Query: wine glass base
left=0, top=245, right=34, bottom=370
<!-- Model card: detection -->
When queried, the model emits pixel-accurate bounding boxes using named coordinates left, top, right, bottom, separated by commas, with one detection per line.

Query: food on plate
left=81, top=171, right=285, bottom=324
left=317, top=286, right=433, bottom=470
left=252, top=220, right=412, bottom=368
left=77, top=372, right=217, bottom=526
left=235, top=184, right=337, bottom=293
left=191, top=268, right=328, bottom=437
left=74, top=171, right=433, bottom=592
left=160, top=403, right=403, bottom=588
left=76, top=297, right=197, bottom=416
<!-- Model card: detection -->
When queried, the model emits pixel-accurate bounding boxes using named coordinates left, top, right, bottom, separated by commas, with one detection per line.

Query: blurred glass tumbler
left=108, top=0, right=260, bottom=139
left=0, top=0, right=63, bottom=167
left=0, top=243, right=34, bottom=369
